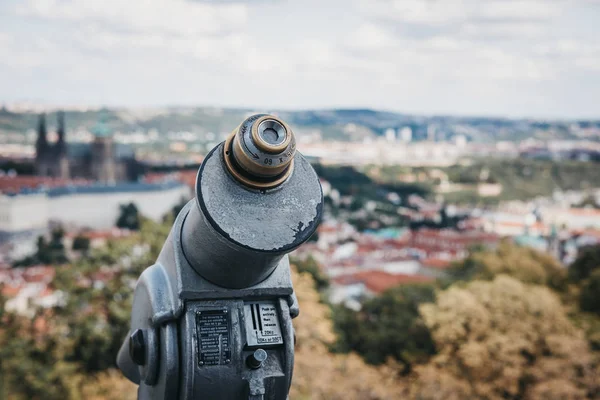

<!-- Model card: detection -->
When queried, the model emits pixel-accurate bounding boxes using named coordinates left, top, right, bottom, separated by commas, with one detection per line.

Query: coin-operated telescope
left=117, top=114, right=323, bottom=400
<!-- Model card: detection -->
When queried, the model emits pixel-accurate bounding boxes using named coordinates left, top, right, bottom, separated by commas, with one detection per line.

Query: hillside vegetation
left=1, top=220, right=600, bottom=399
left=368, top=159, right=600, bottom=204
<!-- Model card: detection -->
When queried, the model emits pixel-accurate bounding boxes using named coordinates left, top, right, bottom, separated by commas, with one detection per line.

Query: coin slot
left=256, top=304, right=263, bottom=331
left=250, top=303, right=258, bottom=330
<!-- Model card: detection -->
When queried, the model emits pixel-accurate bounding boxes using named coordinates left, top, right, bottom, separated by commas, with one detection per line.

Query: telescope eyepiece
left=224, top=114, right=296, bottom=189
left=255, top=119, right=289, bottom=151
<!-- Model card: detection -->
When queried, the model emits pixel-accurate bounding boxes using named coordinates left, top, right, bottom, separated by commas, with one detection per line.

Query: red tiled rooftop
left=0, top=265, right=55, bottom=286
left=143, top=170, right=198, bottom=189
left=421, top=258, right=452, bottom=269
left=39, top=287, right=54, bottom=297
left=495, top=221, right=546, bottom=229
left=334, top=270, right=434, bottom=294
left=1, top=284, right=22, bottom=297
left=318, top=224, right=338, bottom=233
left=66, top=228, right=132, bottom=240
left=567, top=208, right=600, bottom=217
left=0, top=176, right=90, bottom=194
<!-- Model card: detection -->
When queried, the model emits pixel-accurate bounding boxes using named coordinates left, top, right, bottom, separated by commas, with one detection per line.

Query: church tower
left=90, top=116, right=117, bottom=184
left=35, top=113, right=50, bottom=176
left=34, top=112, right=71, bottom=178
left=55, top=111, right=70, bottom=179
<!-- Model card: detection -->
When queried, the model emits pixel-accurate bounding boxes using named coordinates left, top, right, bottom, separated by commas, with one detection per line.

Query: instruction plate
left=244, top=301, right=283, bottom=347
left=196, top=309, right=231, bottom=366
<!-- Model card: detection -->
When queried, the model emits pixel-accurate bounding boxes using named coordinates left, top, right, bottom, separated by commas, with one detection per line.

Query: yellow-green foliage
left=291, top=269, right=408, bottom=400
left=2, top=224, right=599, bottom=400
left=451, top=240, right=567, bottom=290
left=416, top=275, right=598, bottom=400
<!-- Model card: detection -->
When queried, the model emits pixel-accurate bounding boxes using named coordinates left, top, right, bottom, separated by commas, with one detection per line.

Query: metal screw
left=129, top=329, right=146, bottom=366
left=246, top=349, right=268, bottom=369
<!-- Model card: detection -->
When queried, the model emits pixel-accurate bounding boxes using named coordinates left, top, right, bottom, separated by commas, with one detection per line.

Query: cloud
left=15, top=0, right=248, bottom=36
left=0, top=0, right=598, bottom=117
left=5, top=0, right=257, bottom=76
left=345, top=0, right=600, bottom=86
left=361, top=0, right=564, bottom=26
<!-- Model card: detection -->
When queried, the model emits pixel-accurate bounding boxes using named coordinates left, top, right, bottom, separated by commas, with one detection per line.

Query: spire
left=91, top=111, right=113, bottom=138
left=36, top=113, right=48, bottom=153
left=57, top=111, right=65, bottom=142
left=56, top=111, right=67, bottom=155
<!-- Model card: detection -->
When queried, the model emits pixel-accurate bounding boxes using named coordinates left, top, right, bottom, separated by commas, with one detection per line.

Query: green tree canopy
left=569, top=244, right=600, bottom=282
left=580, top=269, right=600, bottom=315
left=13, top=228, right=69, bottom=267
left=72, top=235, right=91, bottom=252
left=116, top=203, right=140, bottom=230
left=333, top=284, right=437, bottom=370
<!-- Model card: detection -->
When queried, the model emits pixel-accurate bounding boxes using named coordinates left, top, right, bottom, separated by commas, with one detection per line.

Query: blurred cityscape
left=1, top=104, right=600, bottom=398
left=1, top=105, right=600, bottom=309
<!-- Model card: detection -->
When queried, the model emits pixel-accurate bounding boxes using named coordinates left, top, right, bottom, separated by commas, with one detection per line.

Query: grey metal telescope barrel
left=117, top=113, right=322, bottom=400
left=181, top=114, right=322, bottom=288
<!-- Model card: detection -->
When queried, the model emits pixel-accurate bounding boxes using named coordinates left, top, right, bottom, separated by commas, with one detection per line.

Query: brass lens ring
left=223, top=115, right=296, bottom=190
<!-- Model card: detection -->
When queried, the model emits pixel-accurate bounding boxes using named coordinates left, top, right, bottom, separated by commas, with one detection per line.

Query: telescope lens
left=257, top=119, right=286, bottom=147
left=262, top=128, right=279, bottom=144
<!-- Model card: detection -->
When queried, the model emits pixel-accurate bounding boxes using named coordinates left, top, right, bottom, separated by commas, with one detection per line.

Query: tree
left=72, top=235, right=91, bottom=252
left=1, top=219, right=409, bottom=400
left=0, top=285, right=6, bottom=397
left=13, top=228, right=69, bottom=266
left=447, top=241, right=567, bottom=290
left=0, top=218, right=170, bottom=399
left=291, top=269, right=407, bottom=400
left=580, top=269, right=600, bottom=315
left=46, top=227, right=69, bottom=264
left=569, top=244, right=600, bottom=282
left=116, top=203, right=140, bottom=230
left=415, top=275, right=599, bottom=399
left=291, top=256, right=329, bottom=291
left=333, top=284, right=437, bottom=370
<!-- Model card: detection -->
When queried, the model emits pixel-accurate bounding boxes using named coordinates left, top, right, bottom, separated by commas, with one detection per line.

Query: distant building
left=477, top=183, right=503, bottom=197
left=399, top=126, right=413, bottom=143
left=330, top=271, right=434, bottom=310
left=541, top=207, right=600, bottom=230
left=384, top=128, right=396, bottom=142
left=418, top=258, right=452, bottom=277
left=35, top=112, right=140, bottom=184
left=409, top=228, right=499, bottom=259
left=427, top=125, right=436, bottom=142
left=454, top=134, right=467, bottom=148
left=0, top=266, right=59, bottom=316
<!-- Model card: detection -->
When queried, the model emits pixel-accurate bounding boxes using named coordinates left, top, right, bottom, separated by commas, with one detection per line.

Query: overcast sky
left=1, top=0, right=599, bottom=119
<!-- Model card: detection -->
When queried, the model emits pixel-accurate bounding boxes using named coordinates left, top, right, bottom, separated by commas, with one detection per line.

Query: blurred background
left=1, top=0, right=600, bottom=399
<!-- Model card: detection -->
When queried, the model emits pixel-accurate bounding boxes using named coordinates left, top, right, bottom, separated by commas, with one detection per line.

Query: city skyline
left=1, top=0, right=600, bottom=119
